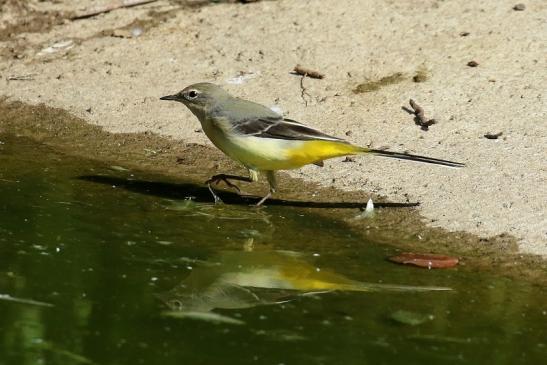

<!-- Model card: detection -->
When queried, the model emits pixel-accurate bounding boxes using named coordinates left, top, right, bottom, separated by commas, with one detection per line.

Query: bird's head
left=160, top=82, right=228, bottom=115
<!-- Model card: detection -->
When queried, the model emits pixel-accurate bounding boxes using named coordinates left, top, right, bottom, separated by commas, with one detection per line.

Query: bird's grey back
left=210, top=93, right=281, bottom=123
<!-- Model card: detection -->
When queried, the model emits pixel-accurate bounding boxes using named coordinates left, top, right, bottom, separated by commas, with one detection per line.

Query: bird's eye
left=187, top=90, right=198, bottom=99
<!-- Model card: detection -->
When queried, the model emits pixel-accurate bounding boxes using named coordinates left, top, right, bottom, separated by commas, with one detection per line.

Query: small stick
left=7, top=74, right=36, bottom=81
left=70, top=0, right=158, bottom=20
left=408, top=99, right=437, bottom=131
left=299, top=75, right=312, bottom=106
left=484, top=132, right=503, bottom=139
left=0, top=294, right=53, bottom=307
left=293, top=64, right=324, bottom=79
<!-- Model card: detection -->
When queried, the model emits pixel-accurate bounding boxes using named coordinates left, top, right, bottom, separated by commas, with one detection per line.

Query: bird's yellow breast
left=222, top=136, right=361, bottom=170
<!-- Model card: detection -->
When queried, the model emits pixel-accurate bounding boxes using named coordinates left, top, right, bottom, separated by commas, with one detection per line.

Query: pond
left=0, top=134, right=545, bottom=365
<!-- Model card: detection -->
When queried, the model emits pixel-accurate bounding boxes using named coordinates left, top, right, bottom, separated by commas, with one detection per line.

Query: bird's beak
left=160, top=94, right=178, bottom=101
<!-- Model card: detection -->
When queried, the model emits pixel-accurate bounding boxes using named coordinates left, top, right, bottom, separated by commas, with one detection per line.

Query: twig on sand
left=299, top=75, right=312, bottom=106
left=7, top=74, right=36, bottom=81
left=484, top=131, right=503, bottom=139
left=291, top=65, right=324, bottom=106
left=406, top=99, right=437, bottom=131
left=292, top=64, right=325, bottom=79
left=70, top=0, right=158, bottom=20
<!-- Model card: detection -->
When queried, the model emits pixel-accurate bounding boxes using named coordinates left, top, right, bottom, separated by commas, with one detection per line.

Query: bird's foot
left=205, top=174, right=242, bottom=194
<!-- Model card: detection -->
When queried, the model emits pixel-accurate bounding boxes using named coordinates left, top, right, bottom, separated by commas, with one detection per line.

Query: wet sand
left=1, top=0, right=546, bottom=256
left=3, top=100, right=547, bottom=284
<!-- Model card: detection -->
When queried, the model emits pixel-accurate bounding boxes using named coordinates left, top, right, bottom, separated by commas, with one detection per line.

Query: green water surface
left=0, top=135, right=545, bottom=365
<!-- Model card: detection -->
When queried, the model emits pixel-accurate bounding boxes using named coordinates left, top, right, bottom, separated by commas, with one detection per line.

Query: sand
left=1, top=0, right=546, bottom=255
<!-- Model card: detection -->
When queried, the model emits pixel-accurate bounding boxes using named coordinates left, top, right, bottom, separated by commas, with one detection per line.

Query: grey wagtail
left=160, top=83, right=464, bottom=206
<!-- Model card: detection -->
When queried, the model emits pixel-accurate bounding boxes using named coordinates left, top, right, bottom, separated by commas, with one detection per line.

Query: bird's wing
left=232, top=116, right=346, bottom=142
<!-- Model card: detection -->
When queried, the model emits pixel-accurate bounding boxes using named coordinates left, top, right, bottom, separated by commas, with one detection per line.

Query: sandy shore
left=1, top=0, right=546, bottom=255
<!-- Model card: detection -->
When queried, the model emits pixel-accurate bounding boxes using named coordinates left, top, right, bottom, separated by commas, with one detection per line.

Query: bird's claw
left=217, top=178, right=241, bottom=193
left=206, top=176, right=241, bottom=194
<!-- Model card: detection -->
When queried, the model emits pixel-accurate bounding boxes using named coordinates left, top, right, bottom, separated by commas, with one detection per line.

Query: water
left=0, top=135, right=545, bottom=365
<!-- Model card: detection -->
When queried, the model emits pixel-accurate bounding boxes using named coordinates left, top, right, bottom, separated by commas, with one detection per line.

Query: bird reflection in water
left=158, top=250, right=450, bottom=314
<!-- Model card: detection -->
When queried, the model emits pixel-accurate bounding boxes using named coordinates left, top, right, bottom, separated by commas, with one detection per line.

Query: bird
left=160, top=82, right=464, bottom=206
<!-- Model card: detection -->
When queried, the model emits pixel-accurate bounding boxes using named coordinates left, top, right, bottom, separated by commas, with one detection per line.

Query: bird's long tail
left=360, top=147, right=465, bottom=168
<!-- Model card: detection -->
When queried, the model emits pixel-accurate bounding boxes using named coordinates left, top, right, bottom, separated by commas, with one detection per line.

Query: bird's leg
left=255, top=192, right=271, bottom=207
left=207, top=183, right=223, bottom=204
left=256, top=171, right=277, bottom=207
left=205, top=171, right=257, bottom=204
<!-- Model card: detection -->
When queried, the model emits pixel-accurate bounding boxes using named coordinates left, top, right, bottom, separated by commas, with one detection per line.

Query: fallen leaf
left=388, top=253, right=459, bottom=269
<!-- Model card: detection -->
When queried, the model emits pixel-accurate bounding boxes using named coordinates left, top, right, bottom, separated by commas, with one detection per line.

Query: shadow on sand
left=77, top=175, right=419, bottom=209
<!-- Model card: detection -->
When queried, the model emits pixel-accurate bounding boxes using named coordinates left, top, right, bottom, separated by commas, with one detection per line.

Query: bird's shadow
left=77, top=175, right=419, bottom=209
